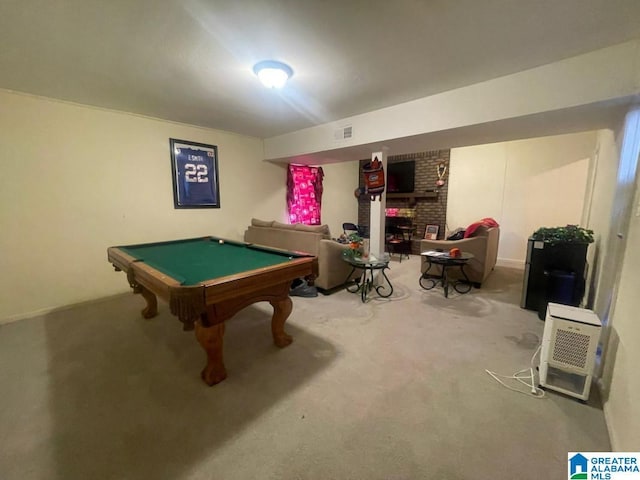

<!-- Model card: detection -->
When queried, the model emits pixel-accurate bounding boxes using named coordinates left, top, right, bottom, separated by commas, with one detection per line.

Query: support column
left=368, top=149, right=388, bottom=258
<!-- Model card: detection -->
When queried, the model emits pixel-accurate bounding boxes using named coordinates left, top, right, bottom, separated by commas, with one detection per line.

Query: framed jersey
left=170, top=138, right=220, bottom=208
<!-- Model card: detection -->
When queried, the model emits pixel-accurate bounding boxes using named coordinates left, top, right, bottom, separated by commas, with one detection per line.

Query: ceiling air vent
left=334, top=125, right=353, bottom=141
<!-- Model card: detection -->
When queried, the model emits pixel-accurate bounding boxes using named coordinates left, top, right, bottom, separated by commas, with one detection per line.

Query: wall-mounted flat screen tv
left=387, top=160, right=415, bottom=193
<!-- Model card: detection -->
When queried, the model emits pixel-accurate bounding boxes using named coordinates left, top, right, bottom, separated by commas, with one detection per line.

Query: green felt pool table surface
left=117, top=237, right=308, bottom=285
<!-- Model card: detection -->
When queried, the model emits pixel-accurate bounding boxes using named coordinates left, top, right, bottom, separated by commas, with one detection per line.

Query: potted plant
left=531, top=225, right=594, bottom=245
left=343, top=232, right=363, bottom=258
left=526, top=225, right=594, bottom=319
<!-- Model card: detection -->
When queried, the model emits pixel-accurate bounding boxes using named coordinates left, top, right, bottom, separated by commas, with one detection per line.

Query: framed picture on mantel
left=424, top=224, right=439, bottom=240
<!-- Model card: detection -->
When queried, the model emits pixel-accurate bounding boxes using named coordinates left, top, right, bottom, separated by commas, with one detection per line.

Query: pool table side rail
left=215, top=237, right=313, bottom=258
left=244, top=241, right=314, bottom=259
left=108, top=245, right=183, bottom=300
left=115, top=236, right=312, bottom=259
left=201, top=256, right=318, bottom=304
left=108, top=246, right=318, bottom=329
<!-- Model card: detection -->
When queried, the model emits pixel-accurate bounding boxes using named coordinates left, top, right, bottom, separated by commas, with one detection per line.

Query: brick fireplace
left=357, top=150, right=450, bottom=255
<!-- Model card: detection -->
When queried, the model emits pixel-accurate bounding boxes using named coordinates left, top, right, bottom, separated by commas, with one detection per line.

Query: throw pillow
left=251, top=218, right=274, bottom=227
left=464, top=217, right=500, bottom=238
left=447, top=228, right=465, bottom=240
left=295, top=224, right=330, bottom=236
left=273, top=221, right=297, bottom=230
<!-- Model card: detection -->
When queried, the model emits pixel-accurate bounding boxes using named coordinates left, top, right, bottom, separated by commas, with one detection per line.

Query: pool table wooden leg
left=138, top=285, right=158, bottom=319
left=270, top=296, right=293, bottom=347
left=126, top=268, right=158, bottom=319
left=194, top=321, right=227, bottom=386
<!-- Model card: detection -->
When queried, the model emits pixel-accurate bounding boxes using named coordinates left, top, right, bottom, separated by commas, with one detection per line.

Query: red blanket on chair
left=463, top=217, right=500, bottom=238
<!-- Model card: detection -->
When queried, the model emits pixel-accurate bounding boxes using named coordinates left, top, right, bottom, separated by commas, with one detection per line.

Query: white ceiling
left=2, top=0, right=640, bottom=139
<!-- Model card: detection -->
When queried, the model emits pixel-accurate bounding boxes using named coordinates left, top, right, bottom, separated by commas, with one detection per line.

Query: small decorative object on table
left=344, top=232, right=364, bottom=258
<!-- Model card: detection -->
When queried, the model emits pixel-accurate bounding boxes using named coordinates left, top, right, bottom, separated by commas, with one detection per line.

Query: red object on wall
left=287, top=164, right=324, bottom=225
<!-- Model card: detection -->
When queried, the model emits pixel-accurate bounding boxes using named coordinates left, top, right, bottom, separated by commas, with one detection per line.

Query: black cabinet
left=521, top=239, right=588, bottom=316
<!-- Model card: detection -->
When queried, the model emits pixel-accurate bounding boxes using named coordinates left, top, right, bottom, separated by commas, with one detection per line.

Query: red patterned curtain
left=287, top=164, right=324, bottom=225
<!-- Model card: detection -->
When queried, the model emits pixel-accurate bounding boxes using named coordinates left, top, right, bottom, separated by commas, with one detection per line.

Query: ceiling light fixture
left=253, top=60, right=293, bottom=89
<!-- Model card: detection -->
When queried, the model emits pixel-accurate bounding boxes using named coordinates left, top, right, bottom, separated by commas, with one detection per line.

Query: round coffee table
left=342, top=251, right=393, bottom=302
left=419, top=250, right=474, bottom=298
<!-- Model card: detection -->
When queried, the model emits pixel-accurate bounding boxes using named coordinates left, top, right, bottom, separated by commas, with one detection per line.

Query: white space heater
left=539, top=302, right=601, bottom=401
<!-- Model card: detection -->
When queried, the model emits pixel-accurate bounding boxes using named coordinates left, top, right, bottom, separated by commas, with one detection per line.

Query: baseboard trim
left=496, top=258, right=524, bottom=269
left=0, top=292, right=130, bottom=325
left=596, top=378, right=618, bottom=450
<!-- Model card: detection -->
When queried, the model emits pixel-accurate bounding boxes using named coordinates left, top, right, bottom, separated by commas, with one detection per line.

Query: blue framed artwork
left=170, top=138, right=220, bottom=208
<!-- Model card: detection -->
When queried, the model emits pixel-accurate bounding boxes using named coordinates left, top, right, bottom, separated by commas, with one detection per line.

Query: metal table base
left=343, top=254, right=393, bottom=302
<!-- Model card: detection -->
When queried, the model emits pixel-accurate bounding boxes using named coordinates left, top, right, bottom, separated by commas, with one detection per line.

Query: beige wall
left=584, top=129, right=623, bottom=318
left=593, top=111, right=640, bottom=451
left=604, top=170, right=640, bottom=449
left=0, top=90, right=355, bottom=322
left=319, top=160, right=360, bottom=238
left=448, top=132, right=598, bottom=267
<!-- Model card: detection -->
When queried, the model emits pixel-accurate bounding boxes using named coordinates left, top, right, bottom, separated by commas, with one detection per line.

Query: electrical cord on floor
left=485, top=345, right=546, bottom=398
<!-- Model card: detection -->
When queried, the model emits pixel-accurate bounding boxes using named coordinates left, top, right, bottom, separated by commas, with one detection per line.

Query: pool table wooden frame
left=107, top=237, right=318, bottom=386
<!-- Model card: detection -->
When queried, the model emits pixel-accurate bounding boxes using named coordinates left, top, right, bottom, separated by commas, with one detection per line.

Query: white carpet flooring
left=0, top=255, right=610, bottom=479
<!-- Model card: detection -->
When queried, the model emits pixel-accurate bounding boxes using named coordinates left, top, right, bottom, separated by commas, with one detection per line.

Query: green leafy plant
left=342, top=232, right=363, bottom=258
left=347, top=232, right=363, bottom=244
left=531, top=225, right=594, bottom=244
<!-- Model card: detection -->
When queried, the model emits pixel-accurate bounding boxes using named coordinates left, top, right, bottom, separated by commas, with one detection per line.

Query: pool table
left=107, top=236, right=318, bottom=386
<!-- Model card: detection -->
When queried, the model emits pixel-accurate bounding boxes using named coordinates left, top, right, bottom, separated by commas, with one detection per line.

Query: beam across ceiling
left=264, top=41, right=640, bottom=164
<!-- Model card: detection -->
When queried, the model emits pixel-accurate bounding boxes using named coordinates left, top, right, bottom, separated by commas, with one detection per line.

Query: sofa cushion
left=273, top=221, right=297, bottom=230
left=295, top=223, right=331, bottom=237
left=468, top=225, right=489, bottom=237
left=245, top=225, right=320, bottom=255
left=446, top=228, right=465, bottom=240
left=251, top=218, right=274, bottom=227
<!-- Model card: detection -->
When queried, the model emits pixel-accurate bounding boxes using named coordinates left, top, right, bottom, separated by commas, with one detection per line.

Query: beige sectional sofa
left=244, top=219, right=357, bottom=291
left=419, top=226, right=500, bottom=286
